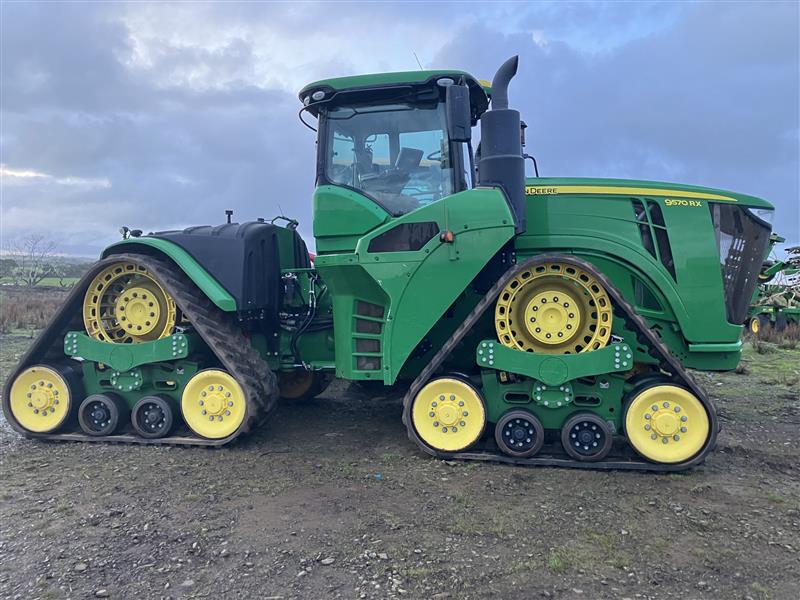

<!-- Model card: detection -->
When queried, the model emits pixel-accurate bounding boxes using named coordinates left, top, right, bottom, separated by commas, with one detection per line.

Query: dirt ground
left=1, top=331, right=798, bottom=600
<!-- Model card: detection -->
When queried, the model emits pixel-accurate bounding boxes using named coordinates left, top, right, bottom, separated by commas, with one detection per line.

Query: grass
left=0, top=287, right=69, bottom=334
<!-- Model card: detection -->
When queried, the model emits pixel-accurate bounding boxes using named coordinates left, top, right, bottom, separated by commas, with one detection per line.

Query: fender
left=102, top=237, right=237, bottom=312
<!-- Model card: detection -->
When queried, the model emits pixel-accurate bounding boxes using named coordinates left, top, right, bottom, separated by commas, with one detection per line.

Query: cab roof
left=298, top=70, right=491, bottom=116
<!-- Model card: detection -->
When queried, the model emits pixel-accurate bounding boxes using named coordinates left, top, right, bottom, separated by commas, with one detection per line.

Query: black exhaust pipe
left=478, top=55, right=526, bottom=233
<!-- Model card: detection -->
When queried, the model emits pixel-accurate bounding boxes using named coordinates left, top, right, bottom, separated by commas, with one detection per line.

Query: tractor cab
left=299, top=71, right=493, bottom=252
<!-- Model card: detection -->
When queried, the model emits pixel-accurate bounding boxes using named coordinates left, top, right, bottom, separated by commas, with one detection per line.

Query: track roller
left=132, top=395, right=177, bottom=439
left=181, top=369, right=246, bottom=439
left=78, top=393, right=128, bottom=436
left=495, top=410, right=545, bottom=457
left=624, top=383, right=710, bottom=464
left=561, top=413, right=613, bottom=461
left=8, top=365, right=78, bottom=434
left=410, top=376, right=487, bottom=452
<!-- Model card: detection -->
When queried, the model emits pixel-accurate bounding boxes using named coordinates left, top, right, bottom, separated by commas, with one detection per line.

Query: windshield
left=322, top=102, right=454, bottom=215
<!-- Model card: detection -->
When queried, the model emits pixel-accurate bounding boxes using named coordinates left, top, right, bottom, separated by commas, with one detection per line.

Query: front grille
left=710, top=204, right=772, bottom=324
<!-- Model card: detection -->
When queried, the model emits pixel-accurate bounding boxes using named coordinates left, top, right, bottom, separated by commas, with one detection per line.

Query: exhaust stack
left=478, top=55, right=526, bottom=233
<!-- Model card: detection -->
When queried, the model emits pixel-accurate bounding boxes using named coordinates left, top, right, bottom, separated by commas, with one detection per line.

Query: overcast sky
left=1, top=1, right=798, bottom=257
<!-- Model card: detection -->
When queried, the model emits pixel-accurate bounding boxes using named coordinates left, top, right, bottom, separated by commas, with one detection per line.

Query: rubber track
left=401, top=253, right=719, bottom=472
left=1, top=253, right=278, bottom=447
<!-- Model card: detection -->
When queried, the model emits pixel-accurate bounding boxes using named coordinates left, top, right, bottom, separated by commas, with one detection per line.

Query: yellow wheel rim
left=495, top=262, right=613, bottom=354
left=83, top=261, right=177, bottom=344
left=625, top=385, right=710, bottom=463
left=279, top=370, right=315, bottom=399
left=411, top=378, right=486, bottom=452
left=9, top=366, right=72, bottom=433
left=181, top=369, right=246, bottom=439
left=749, top=318, right=759, bottom=334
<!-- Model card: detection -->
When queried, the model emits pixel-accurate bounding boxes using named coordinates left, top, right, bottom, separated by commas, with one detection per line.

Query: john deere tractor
left=3, top=57, right=775, bottom=470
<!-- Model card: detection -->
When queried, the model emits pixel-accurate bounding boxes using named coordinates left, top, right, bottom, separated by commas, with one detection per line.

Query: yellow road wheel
left=748, top=317, right=760, bottom=335
left=181, top=369, right=247, bottom=439
left=9, top=365, right=73, bottom=433
left=83, top=261, right=177, bottom=344
left=411, top=377, right=486, bottom=452
left=494, top=262, right=613, bottom=354
left=624, top=385, right=710, bottom=464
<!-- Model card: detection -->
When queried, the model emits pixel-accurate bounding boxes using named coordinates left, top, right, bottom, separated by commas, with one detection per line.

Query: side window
left=397, top=130, right=452, bottom=203
left=329, top=131, right=391, bottom=187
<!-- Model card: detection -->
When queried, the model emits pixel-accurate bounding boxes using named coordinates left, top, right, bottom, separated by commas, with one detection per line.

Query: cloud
left=434, top=2, right=800, bottom=251
left=1, top=165, right=111, bottom=189
left=0, top=1, right=797, bottom=260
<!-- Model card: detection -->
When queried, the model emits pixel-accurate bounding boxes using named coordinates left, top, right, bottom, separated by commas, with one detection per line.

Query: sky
left=1, top=1, right=798, bottom=258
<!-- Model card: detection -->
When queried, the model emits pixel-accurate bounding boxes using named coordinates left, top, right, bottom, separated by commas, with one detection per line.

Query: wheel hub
left=201, top=385, right=231, bottom=417
left=524, top=291, right=580, bottom=345
left=89, top=402, right=111, bottom=428
left=115, top=286, right=160, bottom=335
left=568, top=420, right=605, bottom=454
left=641, top=400, right=688, bottom=443
left=426, top=393, right=468, bottom=432
left=503, top=419, right=536, bottom=450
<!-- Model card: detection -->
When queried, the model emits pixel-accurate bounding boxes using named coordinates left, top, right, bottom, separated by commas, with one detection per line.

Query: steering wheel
left=426, top=150, right=442, bottom=161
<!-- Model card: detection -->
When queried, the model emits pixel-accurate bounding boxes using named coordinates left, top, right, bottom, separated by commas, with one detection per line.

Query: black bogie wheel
left=561, top=413, right=613, bottom=462
left=132, top=394, right=176, bottom=439
left=78, top=393, right=128, bottom=436
left=495, top=410, right=545, bottom=458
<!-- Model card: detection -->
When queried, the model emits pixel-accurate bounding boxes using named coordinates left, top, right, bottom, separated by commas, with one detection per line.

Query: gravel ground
left=1, top=332, right=798, bottom=600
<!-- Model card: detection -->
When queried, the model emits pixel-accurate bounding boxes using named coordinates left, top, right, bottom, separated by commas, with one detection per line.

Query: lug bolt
left=673, top=435, right=680, bottom=441
left=460, top=421, right=466, bottom=427
left=228, top=401, right=234, bottom=407
left=463, top=411, right=468, bottom=417
left=429, top=411, right=435, bottom=417
left=680, top=426, right=687, bottom=433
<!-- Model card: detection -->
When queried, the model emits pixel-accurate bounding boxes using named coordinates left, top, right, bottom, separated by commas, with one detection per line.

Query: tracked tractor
left=3, top=56, right=775, bottom=470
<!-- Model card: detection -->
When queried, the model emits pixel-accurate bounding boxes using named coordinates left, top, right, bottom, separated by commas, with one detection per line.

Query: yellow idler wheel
left=9, top=365, right=73, bottom=433
left=494, top=262, right=613, bottom=354
left=83, top=261, right=177, bottom=344
left=624, top=385, right=710, bottom=464
left=181, top=369, right=247, bottom=439
left=411, top=377, right=486, bottom=452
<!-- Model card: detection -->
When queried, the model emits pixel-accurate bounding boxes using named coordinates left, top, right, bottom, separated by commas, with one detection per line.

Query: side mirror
left=446, top=84, right=472, bottom=143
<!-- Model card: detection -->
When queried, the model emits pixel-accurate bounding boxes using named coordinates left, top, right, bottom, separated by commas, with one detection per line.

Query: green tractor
left=3, top=56, right=775, bottom=470
left=746, top=235, right=799, bottom=334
